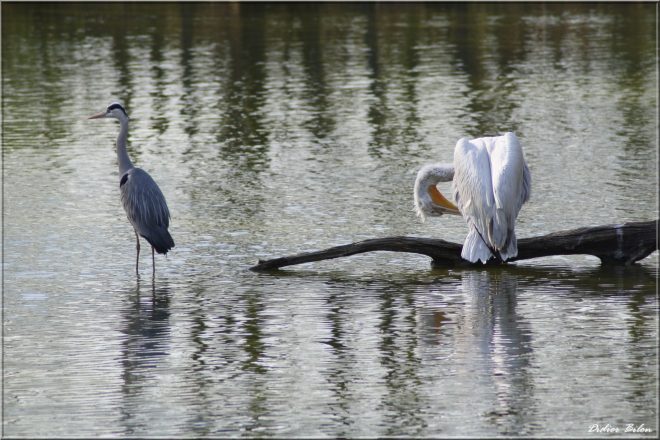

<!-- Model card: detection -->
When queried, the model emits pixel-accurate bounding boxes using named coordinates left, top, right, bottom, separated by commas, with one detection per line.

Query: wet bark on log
left=250, top=220, right=657, bottom=271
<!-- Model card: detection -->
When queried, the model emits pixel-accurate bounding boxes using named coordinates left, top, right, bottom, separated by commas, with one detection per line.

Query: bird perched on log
left=89, top=102, right=174, bottom=277
left=414, top=132, right=531, bottom=263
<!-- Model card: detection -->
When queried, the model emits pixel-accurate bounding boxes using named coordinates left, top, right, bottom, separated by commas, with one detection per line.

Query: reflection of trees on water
left=297, top=5, right=336, bottom=141
left=109, top=28, right=138, bottom=164
left=615, top=266, right=657, bottom=428
left=318, top=279, right=428, bottom=436
left=235, top=289, right=270, bottom=435
left=178, top=4, right=198, bottom=140
left=148, top=19, right=168, bottom=137
left=5, top=2, right=656, bottom=217
left=376, top=289, right=427, bottom=436
left=321, top=291, right=357, bottom=435
left=364, top=5, right=386, bottom=155
left=607, top=7, right=656, bottom=208
left=317, top=264, right=656, bottom=435
left=364, top=4, right=423, bottom=158
left=169, top=285, right=272, bottom=436
left=216, top=4, right=269, bottom=172
left=445, top=4, right=527, bottom=137
left=176, top=4, right=271, bottom=221
left=182, top=284, right=214, bottom=437
left=238, top=290, right=268, bottom=375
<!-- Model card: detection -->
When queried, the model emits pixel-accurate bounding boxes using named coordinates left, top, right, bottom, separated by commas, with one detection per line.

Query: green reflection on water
left=4, top=2, right=655, bottom=147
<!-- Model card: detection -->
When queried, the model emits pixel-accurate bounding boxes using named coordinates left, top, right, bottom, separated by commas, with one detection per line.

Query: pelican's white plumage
left=414, top=132, right=531, bottom=264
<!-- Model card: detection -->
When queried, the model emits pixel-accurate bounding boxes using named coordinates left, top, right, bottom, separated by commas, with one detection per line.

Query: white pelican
left=414, top=132, right=531, bottom=264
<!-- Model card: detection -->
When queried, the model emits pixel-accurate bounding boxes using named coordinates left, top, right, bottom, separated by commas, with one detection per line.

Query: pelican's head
left=89, top=102, right=129, bottom=121
left=413, top=163, right=461, bottom=221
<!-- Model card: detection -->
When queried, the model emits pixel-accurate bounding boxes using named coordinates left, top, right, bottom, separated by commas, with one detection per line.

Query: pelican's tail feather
left=461, top=226, right=493, bottom=264
left=490, top=208, right=509, bottom=250
left=497, top=229, right=518, bottom=262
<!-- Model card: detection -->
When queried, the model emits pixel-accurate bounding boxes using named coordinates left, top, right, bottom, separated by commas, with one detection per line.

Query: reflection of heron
left=118, top=279, right=171, bottom=431
left=89, top=103, right=174, bottom=276
left=414, top=132, right=531, bottom=263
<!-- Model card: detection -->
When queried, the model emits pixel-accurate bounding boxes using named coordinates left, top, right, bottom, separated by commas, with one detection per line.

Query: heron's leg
left=152, top=246, right=156, bottom=278
left=134, top=230, right=140, bottom=274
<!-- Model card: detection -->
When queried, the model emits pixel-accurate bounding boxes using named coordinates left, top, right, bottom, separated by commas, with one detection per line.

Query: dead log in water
left=249, top=220, right=658, bottom=271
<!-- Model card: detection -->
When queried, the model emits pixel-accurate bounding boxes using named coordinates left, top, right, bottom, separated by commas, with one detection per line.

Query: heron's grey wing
left=120, top=168, right=174, bottom=252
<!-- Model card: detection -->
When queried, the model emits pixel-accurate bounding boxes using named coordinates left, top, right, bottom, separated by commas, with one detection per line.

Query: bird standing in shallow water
left=89, top=102, right=174, bottom=277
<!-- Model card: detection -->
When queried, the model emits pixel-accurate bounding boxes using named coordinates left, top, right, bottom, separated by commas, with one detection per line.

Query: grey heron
left=414, top=132, right=531, bottom=263
left=89, top=102, right=174, bottom=276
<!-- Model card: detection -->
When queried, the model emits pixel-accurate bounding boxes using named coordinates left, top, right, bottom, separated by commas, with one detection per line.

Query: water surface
left=2, top=3, right=657, bottom=438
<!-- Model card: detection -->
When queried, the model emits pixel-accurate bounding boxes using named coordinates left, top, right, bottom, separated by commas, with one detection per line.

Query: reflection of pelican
left=414, top=132, right=531, bottom=263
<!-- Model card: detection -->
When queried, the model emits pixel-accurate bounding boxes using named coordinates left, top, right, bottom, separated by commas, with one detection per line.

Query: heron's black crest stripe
left=119, top=173, right=129, bottom=187
left=107, top=103, right=128, bottom=117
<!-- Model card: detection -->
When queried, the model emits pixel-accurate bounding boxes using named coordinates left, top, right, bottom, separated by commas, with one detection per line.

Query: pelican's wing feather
left=490, top=132, right=529, bottom=213
left=453, top=138, right=495, bottom=263
left=520, top=160, right=532, bottom=207
left=487, top=132, right=531, bottom=257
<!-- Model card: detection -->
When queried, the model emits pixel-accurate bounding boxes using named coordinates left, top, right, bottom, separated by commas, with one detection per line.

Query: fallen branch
left=250, top=220, right=657, bottom=271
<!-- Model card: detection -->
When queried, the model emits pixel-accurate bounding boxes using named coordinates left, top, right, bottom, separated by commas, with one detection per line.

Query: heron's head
left=89, top=102, right=129, bottom=121
left=413, top=163, right=460, bottom=221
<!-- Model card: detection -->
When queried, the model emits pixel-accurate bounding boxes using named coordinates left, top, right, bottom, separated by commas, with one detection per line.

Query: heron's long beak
left=88, top=111, right=106, bottom=119
left=428, top=185, right=461, bottom=215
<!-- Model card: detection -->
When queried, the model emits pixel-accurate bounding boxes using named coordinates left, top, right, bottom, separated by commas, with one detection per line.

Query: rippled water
left=2, top=3, right=657, bottom=437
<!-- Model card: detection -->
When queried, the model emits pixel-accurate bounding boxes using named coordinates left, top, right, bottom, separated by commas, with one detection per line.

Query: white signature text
left=589, top=423, right=652, bottom=434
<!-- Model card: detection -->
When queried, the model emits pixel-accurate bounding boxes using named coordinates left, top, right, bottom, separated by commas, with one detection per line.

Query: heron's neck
left=116, top=117, right=133, bottom=175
